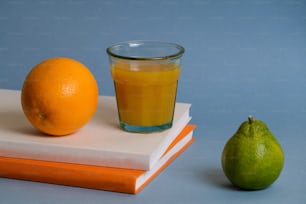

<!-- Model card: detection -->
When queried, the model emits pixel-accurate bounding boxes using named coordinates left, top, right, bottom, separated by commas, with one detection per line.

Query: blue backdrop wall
left=1, top=0, right=305, bottom=132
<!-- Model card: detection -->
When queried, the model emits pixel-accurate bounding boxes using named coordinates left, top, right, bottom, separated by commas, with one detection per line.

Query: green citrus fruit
left=221, top=115, right=284, bottom=190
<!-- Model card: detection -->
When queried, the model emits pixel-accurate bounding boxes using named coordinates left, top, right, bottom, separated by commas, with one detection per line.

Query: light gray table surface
left=0, top=0, right=305, bottom=203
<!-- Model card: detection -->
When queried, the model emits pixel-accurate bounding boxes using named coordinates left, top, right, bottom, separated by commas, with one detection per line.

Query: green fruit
left=221, top=115, right=284, bottom=190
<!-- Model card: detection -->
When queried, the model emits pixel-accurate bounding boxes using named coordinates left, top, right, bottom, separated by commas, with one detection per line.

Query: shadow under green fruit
left=221, top=115, right=284, bottom=190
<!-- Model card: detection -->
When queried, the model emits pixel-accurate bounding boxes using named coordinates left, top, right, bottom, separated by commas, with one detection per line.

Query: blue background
left=0, top=0, right=305, bottom=203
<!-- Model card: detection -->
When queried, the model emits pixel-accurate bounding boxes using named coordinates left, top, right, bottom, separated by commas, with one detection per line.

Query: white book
left=0, top=89, right=191, bottom=170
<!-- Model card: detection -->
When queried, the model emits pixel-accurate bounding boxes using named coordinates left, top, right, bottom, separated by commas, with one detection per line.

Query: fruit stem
left=248, top=115, right=254, bottom=124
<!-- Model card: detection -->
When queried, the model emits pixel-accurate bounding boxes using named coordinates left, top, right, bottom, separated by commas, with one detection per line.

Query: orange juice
left=106, top=40, right=185, bottom=132
left=111, top=61, right=180, bottom=127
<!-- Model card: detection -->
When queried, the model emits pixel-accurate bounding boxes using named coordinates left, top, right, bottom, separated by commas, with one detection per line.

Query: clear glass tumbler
left=106, top=40, right=185, bottom=133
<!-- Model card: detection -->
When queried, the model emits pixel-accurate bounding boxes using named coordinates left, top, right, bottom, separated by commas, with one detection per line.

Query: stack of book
left=0, top=89, right=195, bottom=194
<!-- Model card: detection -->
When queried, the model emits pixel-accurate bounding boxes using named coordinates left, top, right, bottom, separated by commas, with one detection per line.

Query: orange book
left=0, top=125, right=195, bottom=194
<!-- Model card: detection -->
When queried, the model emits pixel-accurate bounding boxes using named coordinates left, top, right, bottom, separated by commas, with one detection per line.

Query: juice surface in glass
left=111, top=61, right=180, bottom=129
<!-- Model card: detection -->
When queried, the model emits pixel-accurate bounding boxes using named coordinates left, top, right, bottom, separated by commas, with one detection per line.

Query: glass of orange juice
left=106, top=40, right=185, bottom=133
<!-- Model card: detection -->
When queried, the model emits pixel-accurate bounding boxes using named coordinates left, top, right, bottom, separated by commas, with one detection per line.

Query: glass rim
left=106, top=40, right=185, bottom=61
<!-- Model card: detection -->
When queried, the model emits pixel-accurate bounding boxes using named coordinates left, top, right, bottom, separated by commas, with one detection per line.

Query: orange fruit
left=21, top=57, right=99, bottom=136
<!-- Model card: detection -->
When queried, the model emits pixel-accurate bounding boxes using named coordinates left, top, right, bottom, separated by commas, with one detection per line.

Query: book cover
left=0, top=89, right=191, bottom=170
left=0, top=125, right=195, bottom=194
